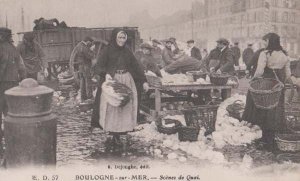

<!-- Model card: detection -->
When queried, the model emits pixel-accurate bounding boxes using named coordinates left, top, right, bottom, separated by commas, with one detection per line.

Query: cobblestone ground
left=52, top=78, right=279, bottom=167
left=0, top=78, right=299, bottom=168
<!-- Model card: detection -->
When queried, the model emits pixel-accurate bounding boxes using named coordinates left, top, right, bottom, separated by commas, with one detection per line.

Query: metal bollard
left=4, top=78, right=57, bottom=168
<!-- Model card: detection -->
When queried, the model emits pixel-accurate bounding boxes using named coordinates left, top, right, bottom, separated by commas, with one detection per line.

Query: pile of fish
left=101, top=80, right=132, bottom=107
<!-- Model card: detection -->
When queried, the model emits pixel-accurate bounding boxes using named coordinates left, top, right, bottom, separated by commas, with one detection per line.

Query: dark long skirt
left=242, top=90, right=286, bottom=133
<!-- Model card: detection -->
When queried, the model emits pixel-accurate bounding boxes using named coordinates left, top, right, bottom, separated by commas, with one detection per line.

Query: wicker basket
left=249, top=78, right=284, bottom=110
left=178, top=126, right=200, bottom=142
left=146, top=75, right=162, bottom=88
left=156, top=117, right=182, bottom=135
left=186, top=71, right=207, bottom=82
left=209, top=73, right=231, bottom=86
left=182, top=104, right=219, bottom=136
left=276, top=153, right=300, bottom=163
left=226, top=100, right=244, bottom=121
left=275, top=134, right=300, bottom=152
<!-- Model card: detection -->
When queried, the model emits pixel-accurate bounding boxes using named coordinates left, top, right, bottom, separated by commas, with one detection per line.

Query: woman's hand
left=143, top=82, right=149, bottom=92
left=105, top=74, right=113, bottom=81
left=43, top=69, right=49, bottom=77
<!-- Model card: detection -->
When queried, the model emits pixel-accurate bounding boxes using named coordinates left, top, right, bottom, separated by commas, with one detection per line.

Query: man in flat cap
left=231, top=42, right=241, bottom=67
left=162, top=38, right=177, bottom=66
left=17, top=32, right=48, bottom=80
left=242, top=43, right=254, bottom=75
left=187, top=39, right=202, bottom=60
left=151, top=39, right=164, bottom=68
left=169, top=37, right=180, bottom=54
left=70, top=36, right=95, bottom=102
left=212, top=38, right=235, bottom=100
left=139, top=43, right=162, bottom=77
left=211, top=38, right=234, bottom=74
left=0, top=27, right=26, bottom=142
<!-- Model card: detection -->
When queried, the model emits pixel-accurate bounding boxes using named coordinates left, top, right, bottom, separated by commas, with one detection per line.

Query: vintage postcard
left=0, top=0, right=300, bottom=180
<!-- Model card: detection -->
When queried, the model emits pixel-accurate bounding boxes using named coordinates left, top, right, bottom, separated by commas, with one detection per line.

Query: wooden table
left=141, top=83, right=233, bottom=118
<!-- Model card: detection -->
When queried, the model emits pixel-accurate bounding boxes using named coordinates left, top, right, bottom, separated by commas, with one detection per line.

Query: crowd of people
left=1, top=26, right=300, bottom=153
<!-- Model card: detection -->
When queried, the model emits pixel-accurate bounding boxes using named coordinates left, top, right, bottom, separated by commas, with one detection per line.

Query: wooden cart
left=17, top=27, right=141, bottom=78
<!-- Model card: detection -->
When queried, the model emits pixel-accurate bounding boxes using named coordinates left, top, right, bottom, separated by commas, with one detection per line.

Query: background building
left=141, top=0, right=300, bottom=57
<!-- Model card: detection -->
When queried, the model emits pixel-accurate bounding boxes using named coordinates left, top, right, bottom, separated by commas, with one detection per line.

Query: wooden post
left=155, top=89, right=161, bottom=117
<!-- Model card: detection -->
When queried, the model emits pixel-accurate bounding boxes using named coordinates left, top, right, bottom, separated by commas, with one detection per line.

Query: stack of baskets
left=182, top=104, right=219, bottom=136
left=186, top=71, right=207, bottom=82
left=178, top=113, right=200, bottom=142
left=275, top=134, right=300, bottom=152
left=156, top=104, right=219, bottom=141
left=209, top=73, right=231, bottom=86
left=275, top=102, right=300, bottom=152
left=249, top=78, right=284, bottom=109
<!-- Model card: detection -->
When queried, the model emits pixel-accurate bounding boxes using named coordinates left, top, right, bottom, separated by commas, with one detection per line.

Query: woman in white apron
left=91, top=29, right=149, bottom=147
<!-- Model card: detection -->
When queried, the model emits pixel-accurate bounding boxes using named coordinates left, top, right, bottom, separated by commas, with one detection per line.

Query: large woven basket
left=186, top=71, right=207, bottom=82
left=182, top=105, right=219, bottom=136
left=275, top=134, right=300, bottom=152
left=210, top=73, right=231, bottom=85
left=249, top=78, right=284, bottom=110
left=146, top=75, right=162, bottom=88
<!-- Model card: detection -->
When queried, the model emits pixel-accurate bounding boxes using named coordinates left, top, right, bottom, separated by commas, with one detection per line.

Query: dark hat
left=140, top=43, right=154, bottom=50
left=23, top=32, right=35, bottom=41
left=83, top=36, right=94, bottom=42
left=234, top=42, right=239, bottom=45
left=0, top=27, right=12, bottom=35
left=187, top=39, right=195, bottom=43
left=216, top=38, right=229, bottom=45
left=152, top=39, right=161, bottom=45
left=166, top=38, right=175, bottom=44
left=169, top=37, right=176, bottom=41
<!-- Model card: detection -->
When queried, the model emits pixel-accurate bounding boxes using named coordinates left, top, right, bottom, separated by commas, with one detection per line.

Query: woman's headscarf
left=110, top=28, right=128, bottom=49
left=263, top=32, right=287, bottom=55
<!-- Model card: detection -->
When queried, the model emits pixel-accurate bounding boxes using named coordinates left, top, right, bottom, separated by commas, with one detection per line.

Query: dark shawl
left=91, top=28, right=146, bottom=128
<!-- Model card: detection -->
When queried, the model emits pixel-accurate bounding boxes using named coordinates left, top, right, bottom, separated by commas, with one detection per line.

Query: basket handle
left=233, top=100, right=243, bottom=104
left=272, top=69, right=283, bottom=85
left=272, top=83, right=283, bottom=91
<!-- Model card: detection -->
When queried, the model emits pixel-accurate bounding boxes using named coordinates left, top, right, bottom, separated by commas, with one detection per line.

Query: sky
left=0, top=0, right=198, bottom=30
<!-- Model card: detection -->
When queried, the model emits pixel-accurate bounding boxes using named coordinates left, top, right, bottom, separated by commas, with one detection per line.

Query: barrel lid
left=5, top=78, right=53, bottom=96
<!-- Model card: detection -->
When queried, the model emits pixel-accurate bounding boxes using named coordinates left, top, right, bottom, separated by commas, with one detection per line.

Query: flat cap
left=152, top=39, right=161, bottom=45
left=165, top=38, right=175, bottom=44
left=187, top=39, right=195, bottom=43
left=216, top=38, right=229, bottom=45
left=23, top=32, right=36, bottom=41
left=140, top=42, right=154, bottom=50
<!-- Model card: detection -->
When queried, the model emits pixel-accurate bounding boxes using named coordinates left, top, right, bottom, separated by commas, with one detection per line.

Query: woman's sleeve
left=93, top=47, right=109, bottom=78
left=253, top=51, right=267, bottom=78
left=130, top=51, right=147, bottom=83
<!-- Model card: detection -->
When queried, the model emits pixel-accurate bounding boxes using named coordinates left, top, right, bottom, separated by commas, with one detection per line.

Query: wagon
left=17, top=27, right=141, bottom=78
